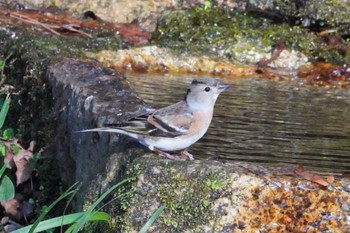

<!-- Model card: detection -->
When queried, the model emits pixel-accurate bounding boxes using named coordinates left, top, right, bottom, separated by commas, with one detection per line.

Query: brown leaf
left=308, top=174, right=330, bottom=186
left=257, top=39, right=285, bottom=67
left=1, top=198, right=21, bottom=220
left=3, top=9, right=151, bottom=44
left=326, top=176, right=335, bottom=184
left=114, top=22, right=151, bottom=45
left=4, top=142, right=15, bottom=169
left=13, top=141, right=35, bottom=185
left=293, top=165, right=333, bottom=186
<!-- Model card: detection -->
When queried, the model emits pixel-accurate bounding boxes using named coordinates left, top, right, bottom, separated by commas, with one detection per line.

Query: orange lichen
left=233, top=178, right=349, bottom=233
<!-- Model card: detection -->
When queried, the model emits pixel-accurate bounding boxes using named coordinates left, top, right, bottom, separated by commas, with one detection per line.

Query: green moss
left=153, top=8, right=267, bottom=52
left=155, top=165, right=228, bottom=230
left=104, top=162, right=142, bottom=231
left=276, top=0, right=350, bottom=26
left=115, top=163, right=142, bottom=211
left=81, top=163, right=142, bottom=232
left=205, top=172, right=226, bottom=191
left=153, top=7, right=349, bottom=65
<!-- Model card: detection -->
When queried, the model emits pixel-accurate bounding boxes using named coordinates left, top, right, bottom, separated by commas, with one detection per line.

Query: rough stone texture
left=45, top=58, right=350, bottom=232
left=85, top=46, right=258, bottom=77
left=122, top=158, right=350, bottom=233
left=46, top=58, right=150, bottom=209
left=15, top=0, right=192, bottom=31
left=15, top=0, right=350, bottom=34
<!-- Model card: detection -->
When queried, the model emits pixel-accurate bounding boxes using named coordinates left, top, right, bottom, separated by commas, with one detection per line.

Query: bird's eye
left=204, top=87, right=211, bottom=92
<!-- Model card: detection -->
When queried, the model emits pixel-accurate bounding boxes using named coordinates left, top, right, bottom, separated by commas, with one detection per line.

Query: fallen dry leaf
left=0, top=198, right=21, bottom=220
left=4, top=142, right=15, bottom=169
left=13, top=141, right=35, bottom=185
left=258, top=39, right=285, bottom=67
left=0, top=9, right=151, bottom=44
left=294, top=165, right=334, bottom=186
left=326, top=175, right=335, bottom=184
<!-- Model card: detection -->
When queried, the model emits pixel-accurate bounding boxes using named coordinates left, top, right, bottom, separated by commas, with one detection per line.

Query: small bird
left=79, top=77, right=229, bottom=160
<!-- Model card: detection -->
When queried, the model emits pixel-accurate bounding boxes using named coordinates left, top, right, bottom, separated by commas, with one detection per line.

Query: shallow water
left=126, top=73, right=350, bottom=173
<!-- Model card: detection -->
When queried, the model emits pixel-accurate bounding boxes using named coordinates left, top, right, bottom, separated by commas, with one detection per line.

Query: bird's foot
left=153, top=148, right=194, bottom=161
left=178, top=150, right=194, bottom=160
left=154, top=148, right=180, bottom=160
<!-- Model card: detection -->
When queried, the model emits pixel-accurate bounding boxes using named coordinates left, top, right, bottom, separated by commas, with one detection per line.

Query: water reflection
left=126, top=73, right=350, bottom=172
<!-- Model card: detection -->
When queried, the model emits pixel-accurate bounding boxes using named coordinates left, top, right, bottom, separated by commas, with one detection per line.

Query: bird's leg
left=152, top=148, right=194, bottom=161
left=153, top=148, right=180, bottom=160
left=178, top=150, right=194, bottom=161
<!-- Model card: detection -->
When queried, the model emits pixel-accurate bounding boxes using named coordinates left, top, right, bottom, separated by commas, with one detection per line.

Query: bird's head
left=185, top=77, right=230, bottom=111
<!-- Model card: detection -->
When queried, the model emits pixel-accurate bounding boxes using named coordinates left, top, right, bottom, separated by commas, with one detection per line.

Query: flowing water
left=126, top=73, right=350, bottom=173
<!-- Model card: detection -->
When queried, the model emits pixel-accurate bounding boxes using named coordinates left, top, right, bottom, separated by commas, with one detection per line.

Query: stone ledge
left=46, top=58, right=350, bottom=232
left=122, top=158, right=350, bottom=232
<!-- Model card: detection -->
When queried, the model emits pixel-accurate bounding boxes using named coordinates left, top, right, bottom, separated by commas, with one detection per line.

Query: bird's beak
left=218, top=83, right=230, bottom=92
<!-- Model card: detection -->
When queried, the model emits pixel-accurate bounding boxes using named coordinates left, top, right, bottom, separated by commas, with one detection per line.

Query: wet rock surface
left=85, top=46, right=258, bottom=77
left=1, top=2, right=349, bottom=87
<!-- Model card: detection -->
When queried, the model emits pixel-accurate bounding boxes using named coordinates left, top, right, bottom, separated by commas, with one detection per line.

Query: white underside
left=79, top=127, right=205, bottom=151
left=143, top=133, right=204, bottom=151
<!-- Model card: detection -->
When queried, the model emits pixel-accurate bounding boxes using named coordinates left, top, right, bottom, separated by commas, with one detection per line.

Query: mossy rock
left=121, top=157, right=350, bottom=233
left=153, top=7, right=349, bottom=65
left=0, top=24, right=122, bottom=146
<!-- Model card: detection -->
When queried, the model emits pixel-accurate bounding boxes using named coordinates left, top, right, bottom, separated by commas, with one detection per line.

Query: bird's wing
left=104, top=115, right=155, bottom=135
left=80, top=101, right=193, bottom=138
left=147, top=101, right=193, bottom=137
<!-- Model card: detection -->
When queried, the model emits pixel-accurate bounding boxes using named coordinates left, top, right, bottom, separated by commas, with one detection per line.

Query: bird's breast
left=189, top=109, right=214, bottom=136
left=143, top=108, right=214, bottom=152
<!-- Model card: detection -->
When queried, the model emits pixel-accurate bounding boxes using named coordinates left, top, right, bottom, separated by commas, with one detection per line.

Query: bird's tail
left=76, top=127, right=140, bottom=140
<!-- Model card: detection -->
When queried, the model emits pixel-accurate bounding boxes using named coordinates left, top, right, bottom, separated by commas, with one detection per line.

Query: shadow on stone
left=47, top=58, right=150, bottom=209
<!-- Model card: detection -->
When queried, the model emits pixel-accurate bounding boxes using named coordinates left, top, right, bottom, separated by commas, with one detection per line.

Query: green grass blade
left=12, top=211, right=110, bottom=233
left=0, top=60, right=4, bottom=69
left=64, top=212, right=110, bottom=233
left=59, top=182, right=79, bottom=233
left=28, top=183, right=79, bottom=233
left=0, top=164, right=7, bottom=178
left=0, top=95, right=10, bottom=129
left=64, top=223, right=76, bottom=233
left=71, top=178, right=130, bottom=233
left=0, top=175, right=15, bottom=201
left=138, top=205, right=165, bottom=233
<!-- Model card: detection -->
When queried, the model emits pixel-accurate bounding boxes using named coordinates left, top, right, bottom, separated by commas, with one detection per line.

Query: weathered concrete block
left=46, top=58, right=149, bottom=209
